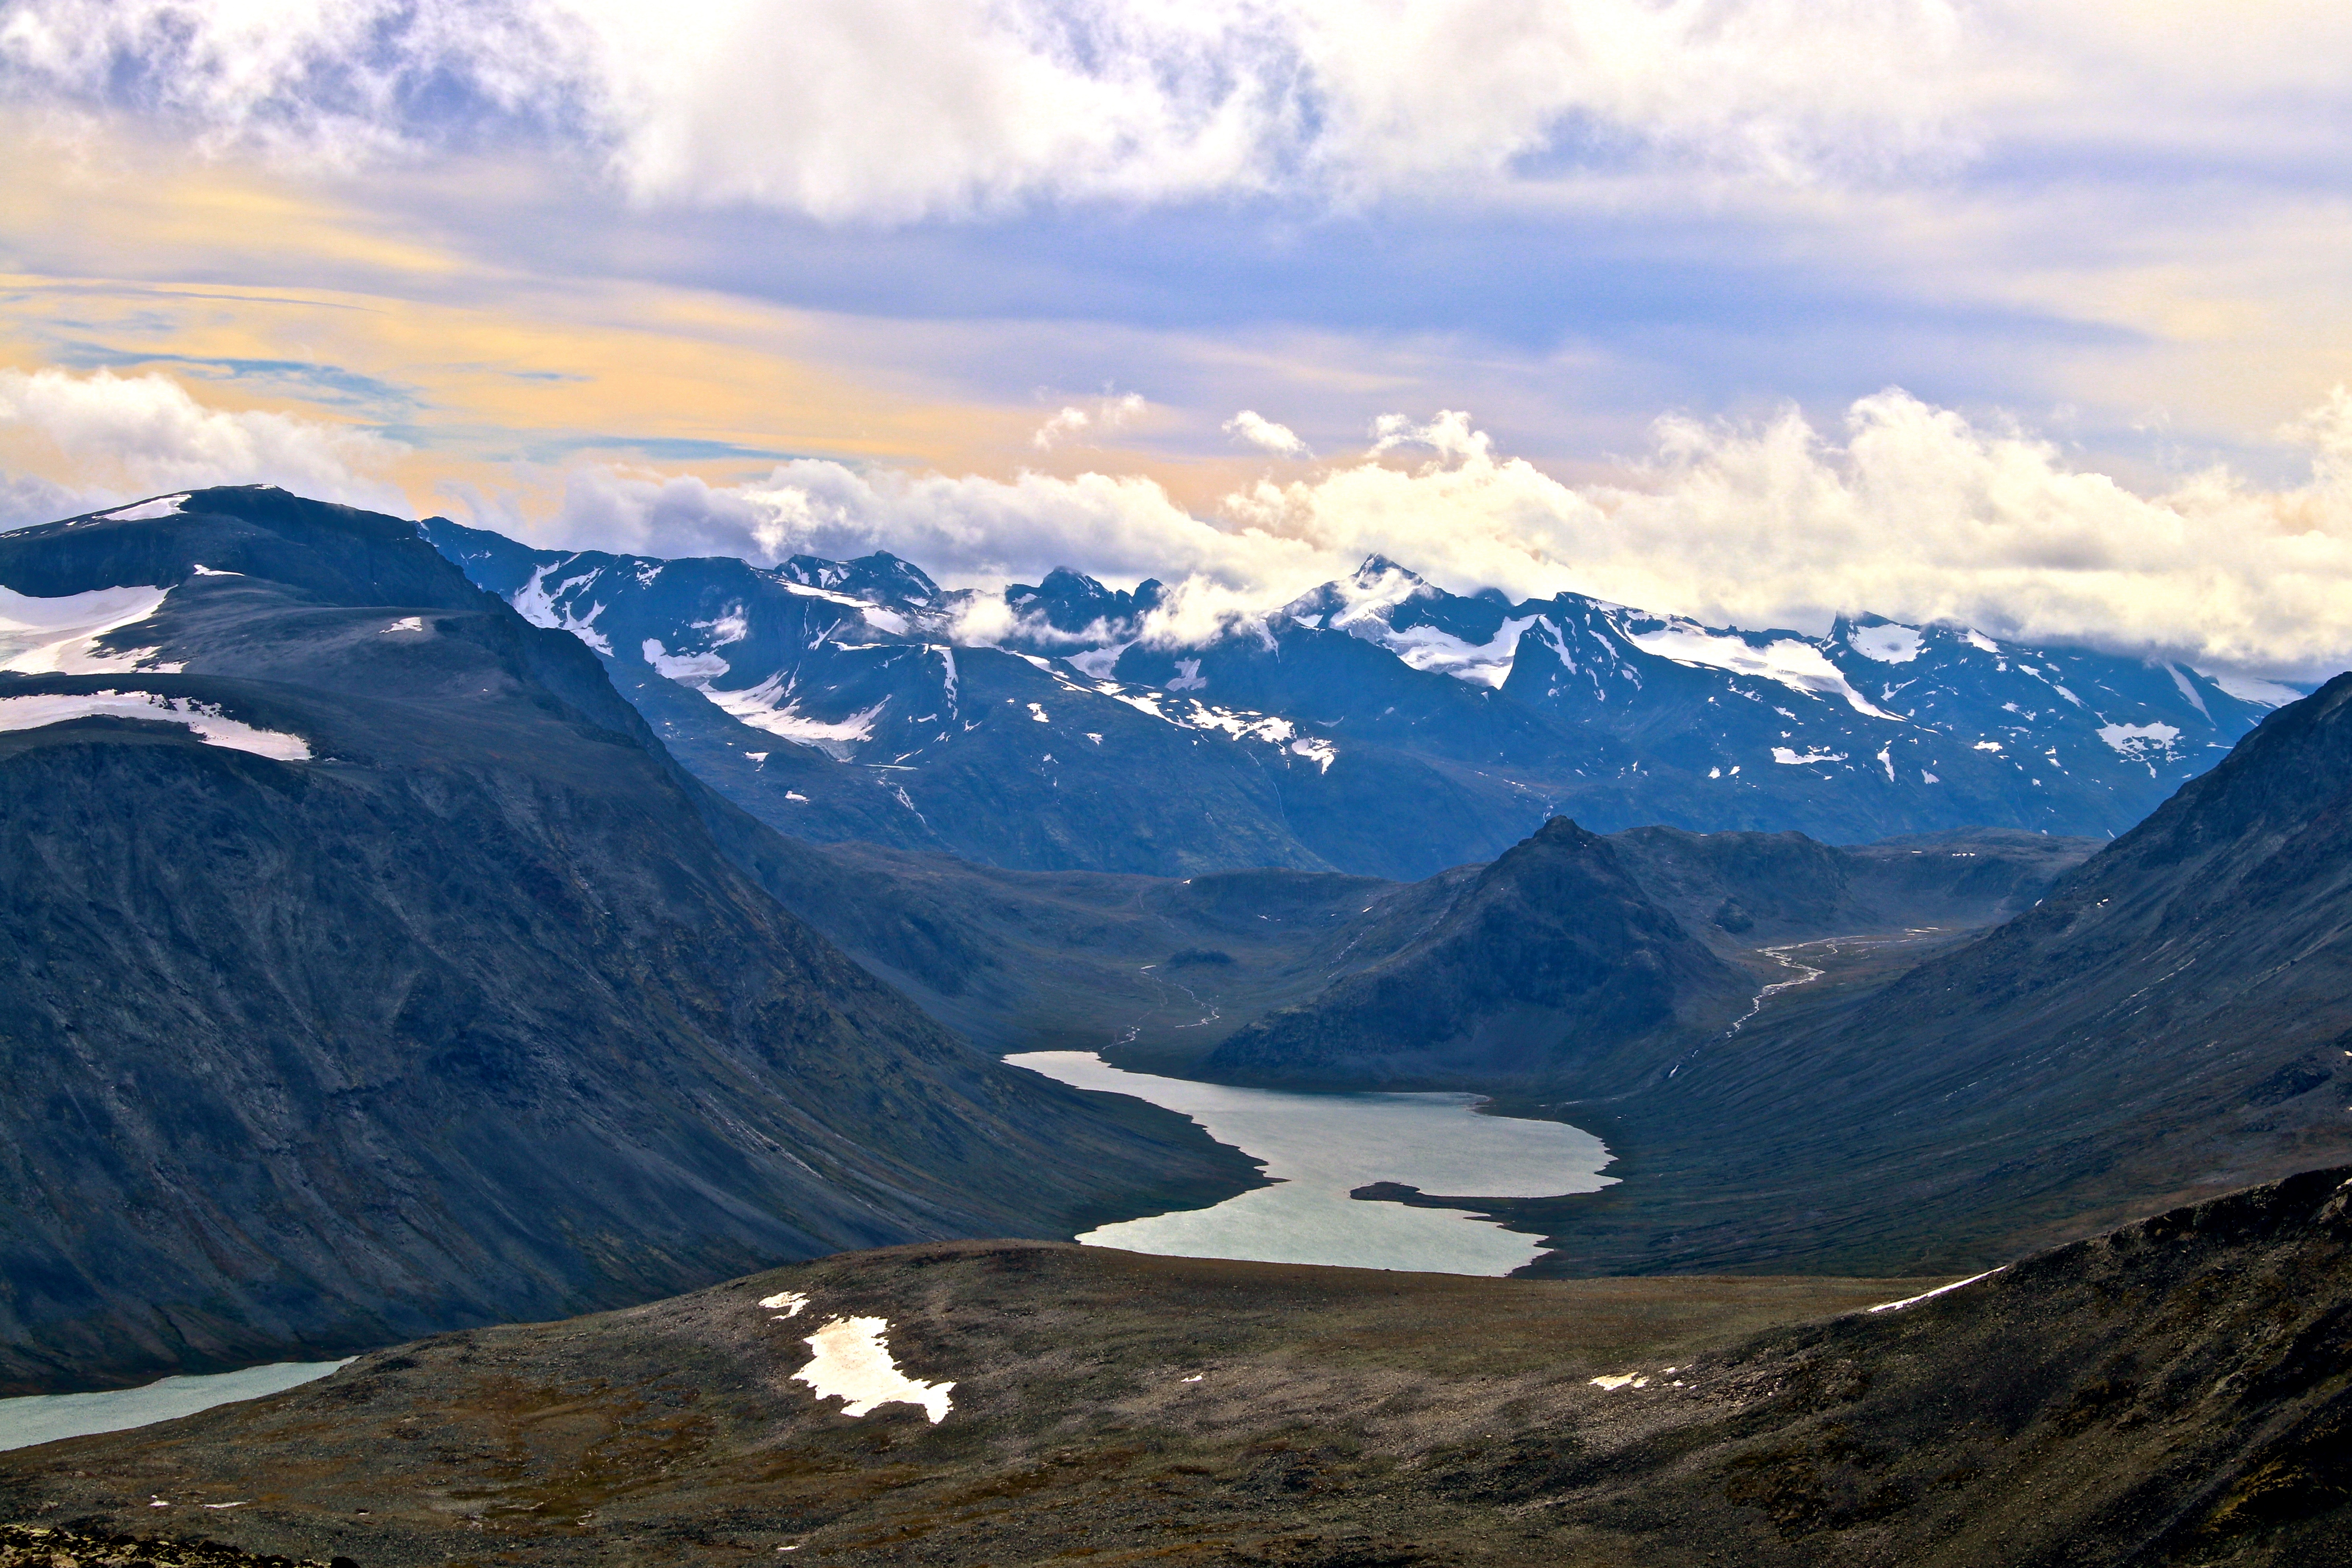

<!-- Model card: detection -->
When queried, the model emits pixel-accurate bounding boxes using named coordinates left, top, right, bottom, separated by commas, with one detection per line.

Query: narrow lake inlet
left=1009, top=1051, right=1617, bottom=1276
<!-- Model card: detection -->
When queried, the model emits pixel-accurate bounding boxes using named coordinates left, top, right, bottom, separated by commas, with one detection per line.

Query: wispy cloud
left=1032, top=392, right=1146, bottom=450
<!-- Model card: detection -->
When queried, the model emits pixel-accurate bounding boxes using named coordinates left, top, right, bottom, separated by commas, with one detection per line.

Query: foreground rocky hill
left=0, top=488, right=1254, bottom=1394
left=6, top=1167, right=2346, bottom=1566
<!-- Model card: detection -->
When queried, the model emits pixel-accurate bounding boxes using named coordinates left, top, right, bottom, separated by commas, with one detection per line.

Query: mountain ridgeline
left=1452, top=673, right=2352, bottom=1278
left=0, top=488, right=1256, bottom=1393
left=421, top=518, right=2278, bottom=880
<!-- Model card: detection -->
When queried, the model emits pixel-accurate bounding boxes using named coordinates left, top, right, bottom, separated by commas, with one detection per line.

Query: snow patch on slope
left=0, top=584, right=176, bottom=674
left=793, top=1317, right=953, bottom=1424
left=0, top=690, right=310, bottom=760
left=514, top=566, right=614, bottom=655
left=706, top=673, right=887, bottom=758
left=2097, top=721, right=2181, bottom=759
left=642, top=636, right=731, bottom=682
left=98, top=494, right=191, bottom=523
left=1377, top=615, right=1541, bottom=688
left=1624, top=621, right=1901, bottom=720
left=1847, top=622, right=1922, bottom=663
left=2204, top=670, right=2301, bottom=706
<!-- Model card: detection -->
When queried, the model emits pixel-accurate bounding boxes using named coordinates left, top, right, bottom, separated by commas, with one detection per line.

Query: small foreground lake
left=1009, top=1051, right=1616, bottom=1275
left=0, top=1359, right=350, bottom=1452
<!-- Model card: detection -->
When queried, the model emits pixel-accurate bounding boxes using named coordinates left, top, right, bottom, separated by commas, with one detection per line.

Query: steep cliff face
left=0, top=488, right=1256, bottom=1393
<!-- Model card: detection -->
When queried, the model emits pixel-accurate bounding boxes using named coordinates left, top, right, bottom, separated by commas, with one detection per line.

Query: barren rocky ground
left=7, top=1165, right=2348, bottom=1567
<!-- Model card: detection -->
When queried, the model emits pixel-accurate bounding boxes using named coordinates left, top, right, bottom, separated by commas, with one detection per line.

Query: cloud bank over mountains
left=5, top=0, right=2338, bottom=221
left=7, top=363, right=2350, bottom=677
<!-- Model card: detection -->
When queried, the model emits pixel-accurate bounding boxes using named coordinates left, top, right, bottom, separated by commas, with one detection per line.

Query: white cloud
left=1224, top=410, right=1308, bottom=458
left=515, top=388, right=2352, bottom=678
left=1032, top=392, right=1147, bottom=450
left=1032, top=406, right=1091, bottom=450
left=0, top=468, right=105, bottom=532
left=535, top=454, right=1321, bottom=592
left=0, top=368, right=408, bottom=514
left=15, top=1, right=2341, bottom=221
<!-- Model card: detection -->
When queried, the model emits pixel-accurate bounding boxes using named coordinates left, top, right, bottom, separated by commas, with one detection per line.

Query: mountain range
left=8, top=478, right=2352, bottom=1568
left=0, top=486, right=1254, bottom=1393
left=421, top=518, right=2280, bottom=880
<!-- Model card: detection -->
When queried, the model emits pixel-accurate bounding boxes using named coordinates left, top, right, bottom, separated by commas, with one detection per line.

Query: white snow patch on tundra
left=793, top=1317, right=953, bottom=1424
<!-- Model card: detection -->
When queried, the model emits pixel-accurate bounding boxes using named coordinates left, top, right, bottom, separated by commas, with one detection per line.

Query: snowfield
left=0, top=690, right=312, bottom=761
left=0, top=584, right=175, bottom=674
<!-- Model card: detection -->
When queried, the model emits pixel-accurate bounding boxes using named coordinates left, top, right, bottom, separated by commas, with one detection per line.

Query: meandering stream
left=1009, top=1051, right=1616, bottom=1276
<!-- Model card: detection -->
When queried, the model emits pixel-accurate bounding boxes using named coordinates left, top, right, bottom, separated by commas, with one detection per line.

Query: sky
left=2, top=0, right=2352, bottom=677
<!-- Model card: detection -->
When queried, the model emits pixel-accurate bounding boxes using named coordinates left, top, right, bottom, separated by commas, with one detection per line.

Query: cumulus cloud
left=18, top=0, right=2317, bottom=221
left=515, top=389, right=2352, bottom=677
left=535, top=454, right=1322, bottom=592
left=1224, top=410, right=1308, bottom=458
left=0, top=367, right=409, bottom=514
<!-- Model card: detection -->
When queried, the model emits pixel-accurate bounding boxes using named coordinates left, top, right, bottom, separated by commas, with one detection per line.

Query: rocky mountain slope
left=0, top=488, right=1256, bottom=1395
left=1484, top=674, right=2352, bottom=1278
left=1202, top=818, right=1757, bottom=1089
left=9, top=1167, right=2347, bottom=1567
left=422, top=519, right=2277, bottom=878
left=726, top=820, right=2095, bottom=1077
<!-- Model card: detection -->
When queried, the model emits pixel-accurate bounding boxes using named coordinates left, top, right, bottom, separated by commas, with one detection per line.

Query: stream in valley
left=1009, top=1050, right=1616, bottom=1275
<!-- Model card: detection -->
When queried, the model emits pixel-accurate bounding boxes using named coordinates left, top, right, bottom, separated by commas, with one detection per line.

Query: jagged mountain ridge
left=421, top=518, right=2277, bottom=879
left=0, top=486, right=1256, bottom=1393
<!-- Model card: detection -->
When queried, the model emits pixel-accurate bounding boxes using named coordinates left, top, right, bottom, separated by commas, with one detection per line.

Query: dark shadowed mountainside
left=10, top=1168, right=2348, bottom=1567
left=0, top=488, right=1257, bottom=1395
left=1201, top=818, right=1757, bottom=1089
left=718, top=819, right=2095, bottom=1079
left=1496, top=673, right=2352, bottom=1278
